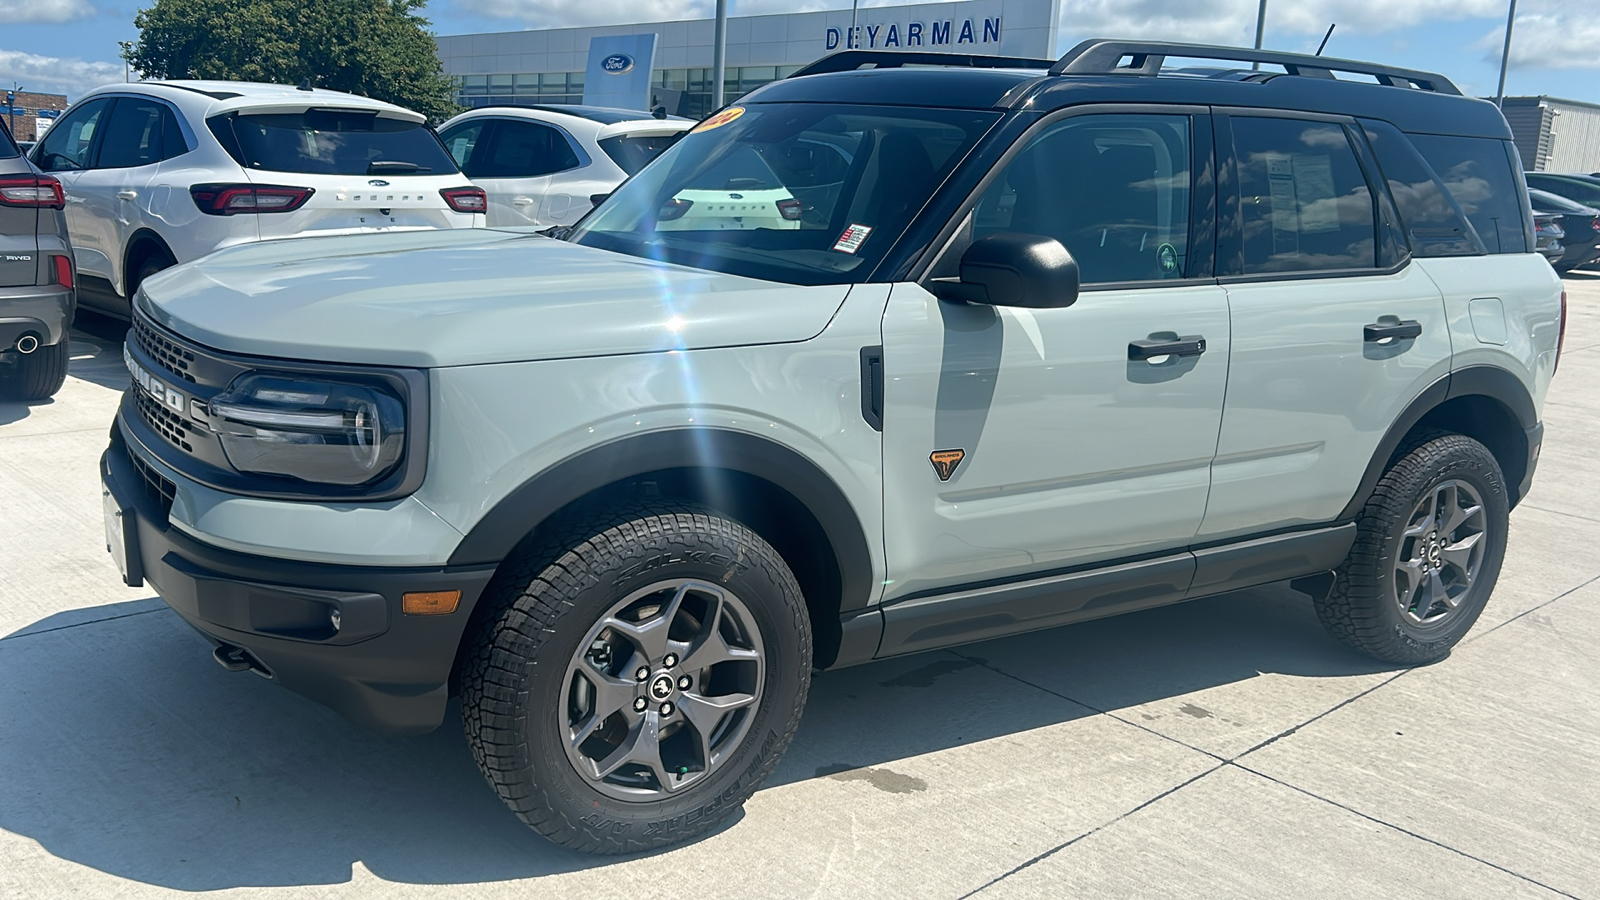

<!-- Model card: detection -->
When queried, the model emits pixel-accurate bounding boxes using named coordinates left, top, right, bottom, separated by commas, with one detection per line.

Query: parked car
left=436, top=105, right=690, bottom=227
left=30, top=81, right=485, bottom=319
left=1534, top=213, right=1566, bottom=265
left=1524, top=172, right=1600, bottom=209
left=0, top=127, right=73, bottom=400
left=1529, top=188, right=1600, bottom=271
left=103, top=42, right=1562, bottom=854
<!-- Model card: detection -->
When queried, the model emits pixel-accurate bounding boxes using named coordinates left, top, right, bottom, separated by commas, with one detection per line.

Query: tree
left=129, top=0, right=459, bottom=122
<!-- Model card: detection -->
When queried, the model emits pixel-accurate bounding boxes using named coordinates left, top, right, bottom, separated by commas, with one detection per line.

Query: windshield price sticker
left=692, top=107, right=746, bottom=133
left=833, top=224, right=873, bottom=254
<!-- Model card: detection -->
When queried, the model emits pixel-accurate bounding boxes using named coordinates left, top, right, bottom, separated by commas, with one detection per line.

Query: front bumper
left=0, top=283, right=74, bottom=351
left=102, top=429, right=497, bottom=734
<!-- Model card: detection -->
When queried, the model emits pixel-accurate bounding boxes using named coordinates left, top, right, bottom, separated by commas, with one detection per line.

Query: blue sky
left=2, top=0, right=1596, bottom=104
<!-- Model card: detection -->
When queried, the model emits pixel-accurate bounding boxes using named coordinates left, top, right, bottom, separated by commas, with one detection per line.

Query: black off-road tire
left=459, top=498, right=812, bottom=854
left=1315, top=433, right=1510, bottom=664
left=0, top=339, right=70, bottom=401
left=131, top=251, right=174, bottom=298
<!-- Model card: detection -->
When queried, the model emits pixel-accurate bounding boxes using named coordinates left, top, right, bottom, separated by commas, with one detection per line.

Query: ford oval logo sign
left=368, top=179, right=390, bottom=186
left=602, top=54, right=634, bottom=75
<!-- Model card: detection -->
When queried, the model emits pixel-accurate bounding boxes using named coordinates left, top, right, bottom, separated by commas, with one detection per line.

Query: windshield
left=213, top=109, right=459, bottom=176
left=569, top=103, right=999, bottom=284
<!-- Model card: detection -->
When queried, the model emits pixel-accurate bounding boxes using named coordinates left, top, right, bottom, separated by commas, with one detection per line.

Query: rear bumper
left=0, top=283, right=73, bottom=350
left=1519, top=422, right=1544, bottom=505
left=101, top=427, right=497, bottom=734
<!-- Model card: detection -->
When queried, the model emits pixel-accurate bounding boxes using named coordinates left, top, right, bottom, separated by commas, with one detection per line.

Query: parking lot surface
left=3, top=279, right=1599, bottom=899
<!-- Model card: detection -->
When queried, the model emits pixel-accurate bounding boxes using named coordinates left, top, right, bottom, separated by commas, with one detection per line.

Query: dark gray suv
left=0, top=126, right=74, bottom=401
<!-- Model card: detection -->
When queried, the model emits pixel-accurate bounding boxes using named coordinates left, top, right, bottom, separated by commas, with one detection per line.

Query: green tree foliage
left=129, top=0, right=459, bottom=121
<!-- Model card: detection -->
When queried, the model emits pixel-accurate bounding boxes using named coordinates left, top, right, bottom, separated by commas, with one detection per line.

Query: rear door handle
left=1129, top=335, right=1207, bottom=361
left=116, top=190, right=138, bottom=201
left=512, top=197, right=535, bottom=206
left=1364, top=320, right=1422, bottom=343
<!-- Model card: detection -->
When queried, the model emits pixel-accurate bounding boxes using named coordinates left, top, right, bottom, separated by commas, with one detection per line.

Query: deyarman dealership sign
left=826, top=16, right=1004, bottom=51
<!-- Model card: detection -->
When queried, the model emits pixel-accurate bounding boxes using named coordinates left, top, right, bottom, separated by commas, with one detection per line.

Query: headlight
left=207, top=374, right=407, bottom=486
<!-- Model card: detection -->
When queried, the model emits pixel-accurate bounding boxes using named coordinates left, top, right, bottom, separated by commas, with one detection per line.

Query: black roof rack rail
left=789, top=50, right=1053, bottom=79
left=1051, top=39, right=1462, bottom=96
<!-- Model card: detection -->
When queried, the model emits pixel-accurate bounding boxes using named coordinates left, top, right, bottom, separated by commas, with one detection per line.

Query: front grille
left=131, top=315, right=197, bottom=384
left=128, top=444, right=176, bottom=523
left=135, top=388, right=196, bottom=453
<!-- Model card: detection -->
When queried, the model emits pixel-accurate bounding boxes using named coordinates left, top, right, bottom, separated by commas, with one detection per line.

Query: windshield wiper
left=367, top=161, right=426, bottom=174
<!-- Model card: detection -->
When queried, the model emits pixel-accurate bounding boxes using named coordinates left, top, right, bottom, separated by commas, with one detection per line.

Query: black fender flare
left=1337, top=365, right=1537, bottom=521
left=445, top=427, right=877, bottom=613
left=123, top=228, right=177, bottom=296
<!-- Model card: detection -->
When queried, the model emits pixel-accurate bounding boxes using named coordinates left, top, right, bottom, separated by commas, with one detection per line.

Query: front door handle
left=1129, top=335, right=1207, bottom=361
left=116, top=190, right=138, bottom=201
left=1364, top=319, right=1422, bottom=343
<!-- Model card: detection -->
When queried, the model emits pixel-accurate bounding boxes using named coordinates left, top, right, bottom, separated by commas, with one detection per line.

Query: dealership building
left=435, top=0, right=1061, bottom=118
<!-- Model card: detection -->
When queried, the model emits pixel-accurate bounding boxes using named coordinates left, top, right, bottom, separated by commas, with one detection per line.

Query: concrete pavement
left=2, top=280, right=1598, bottom=899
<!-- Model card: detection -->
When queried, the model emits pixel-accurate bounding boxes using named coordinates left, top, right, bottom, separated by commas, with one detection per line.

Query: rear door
left=1200, top=111, right=1452, bottom=540
left=443, top=117, right=584, bottom=226
left=70, top=96, right=180, bottom=295
left=218, top=107, right=482, bottom=240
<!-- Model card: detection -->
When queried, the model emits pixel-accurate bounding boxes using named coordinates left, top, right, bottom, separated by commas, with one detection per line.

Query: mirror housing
left=931, top=233, right=1080, bottom=309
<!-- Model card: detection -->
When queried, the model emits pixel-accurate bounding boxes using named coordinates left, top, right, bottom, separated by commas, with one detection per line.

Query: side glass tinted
left=33, top=98, right=111, bottom=172
left=1526, top=174, right=1600, bottom=207
left=1362, top=121, right=1483, bottom=256
left=972, top=113, right=1193, bottom=284
left=1409, top=135, right=1528, bottom=254
left=476, top=120, right=582, bottom=178
left=97, top=98, right=168, bottom=169
left=1232, top=117, right=1376, bottom=274
left=438, top=121, right=484, bottom=175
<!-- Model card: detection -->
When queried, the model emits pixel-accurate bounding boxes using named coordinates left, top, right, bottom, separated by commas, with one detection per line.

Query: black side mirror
left=930, top=233, right=1080, bottom=309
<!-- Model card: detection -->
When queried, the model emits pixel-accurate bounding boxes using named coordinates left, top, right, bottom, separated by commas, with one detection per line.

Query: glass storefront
left=455, top=66, right=804, bottom=117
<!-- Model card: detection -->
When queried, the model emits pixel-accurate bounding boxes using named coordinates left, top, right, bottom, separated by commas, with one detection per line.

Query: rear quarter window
left=212, top=109, right=459, bottom=177
left=1408, top=134, right=1528, bottom=254
left=599, top=133, right=681, bottom=176
left=1361, top=121, right=1483, bottom=257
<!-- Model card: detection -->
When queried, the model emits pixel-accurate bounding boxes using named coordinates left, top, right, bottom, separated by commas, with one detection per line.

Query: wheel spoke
left=1440, top=532, right=1482, bottom=577
left=1429, top=568, right=1459, bottom=610
left=604, top=582, right=694, bottom=662
left=570, top=659, right=637, bottom=747
left=1402, top=492, right=1437, bottom=538
left=1396, top=560, right=1425, bottom=615
left=679, top=691, right=757, bottom=765
left=593, top=712, right=665, bottom=782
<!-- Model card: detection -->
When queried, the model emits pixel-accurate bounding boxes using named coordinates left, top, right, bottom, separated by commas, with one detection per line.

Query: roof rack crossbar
left=788, top=50, right=1053, bottom=80
left=1051, top=40, right=1461, bottom=95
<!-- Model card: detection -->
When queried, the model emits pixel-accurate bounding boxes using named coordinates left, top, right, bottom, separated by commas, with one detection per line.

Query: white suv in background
left=31, top=81, right=486, bottom=318
left=436, top=105, right=690, bottom=228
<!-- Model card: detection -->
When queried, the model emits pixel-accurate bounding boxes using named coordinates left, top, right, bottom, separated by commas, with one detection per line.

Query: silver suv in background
left=31, top=81, right=486, bottom=319
left=0, top=129, right=73, bottom=400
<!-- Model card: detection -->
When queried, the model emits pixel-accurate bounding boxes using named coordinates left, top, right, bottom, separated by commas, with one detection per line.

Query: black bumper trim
left=102, top=432, right=497, bottom=734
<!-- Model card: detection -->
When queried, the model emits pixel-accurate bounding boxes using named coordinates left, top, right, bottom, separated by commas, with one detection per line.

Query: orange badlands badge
left=929, top=449, right=966, bottom=482
left=692, top=106, right=746, bottom=133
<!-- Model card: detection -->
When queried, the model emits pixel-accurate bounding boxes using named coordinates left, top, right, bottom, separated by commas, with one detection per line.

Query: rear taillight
left=52, top=254, right=72, bottom=288
left=440, top=186, right=487, bottom=213
left=0, top=175, right=65, bottom=209
left=658, top=198, right=693, bottom=221
left=776, top=198, right=803, bottom=221
left=1591, top=218, right=1600, bottom=232
left=1556, top=289, right=1568, bottom=375
left=190, top=183, right=314, bottom=216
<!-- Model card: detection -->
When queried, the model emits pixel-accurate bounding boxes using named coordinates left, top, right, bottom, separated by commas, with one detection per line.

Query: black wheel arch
left=446, top=427, right=876, bottom=668
left=1339, top=365, right=1537, bottom=521
left=123, top=229, right=177, bottom=297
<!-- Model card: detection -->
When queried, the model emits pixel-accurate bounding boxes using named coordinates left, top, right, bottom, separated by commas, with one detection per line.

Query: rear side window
left=1361, top=121, right=1483, bottom=256
left=437, top=121, right=484, bottom=171
left=216, top=109, right=459, bottom=177
left=1231, top=117, right=1376, bottom=274
left=97, top=99, right=188, bottom=169
left=1408, top=135, right=1527, bottom=254
left=1526, top=174, right=1600, bottom=207
left=471, top=120, right=582, bottom=178
left=599, top=133, right=681, bottom=176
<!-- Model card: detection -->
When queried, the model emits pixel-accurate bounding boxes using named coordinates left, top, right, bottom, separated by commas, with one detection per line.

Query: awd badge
left=929, top=449, right=966, bottom=482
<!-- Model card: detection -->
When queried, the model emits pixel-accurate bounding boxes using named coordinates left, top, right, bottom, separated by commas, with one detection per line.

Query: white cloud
left=1477, top=0, right=1600, bottom=70
left=0, top=0, right=95, bottom=25
left=0, top=49, right=123, bottom=98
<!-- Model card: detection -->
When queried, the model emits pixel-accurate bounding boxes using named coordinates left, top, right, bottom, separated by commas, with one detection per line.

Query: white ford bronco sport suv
left=101, top=42, right=1563, bottom=853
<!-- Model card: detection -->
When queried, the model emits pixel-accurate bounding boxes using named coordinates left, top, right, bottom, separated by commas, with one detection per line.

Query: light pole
left=851, top=0, right=859, bottom=49
left=1495, top=0, right=1517, bottom=107
left=712, top=0, right=727, bottom=110
left=119, top=41, right=132, bottom=82
left=1251, top=0, right=1268, bottom=70
left=6, top=85, right=19, bottom=144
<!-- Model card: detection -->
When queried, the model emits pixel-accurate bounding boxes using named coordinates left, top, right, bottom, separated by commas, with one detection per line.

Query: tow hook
left=212, top=643, right=272, bottom=678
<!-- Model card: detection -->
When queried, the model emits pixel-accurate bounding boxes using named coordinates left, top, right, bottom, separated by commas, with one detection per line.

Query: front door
left=71, top=97, right=170, bottom=295
left=881, top=110, right=1229, bottom=602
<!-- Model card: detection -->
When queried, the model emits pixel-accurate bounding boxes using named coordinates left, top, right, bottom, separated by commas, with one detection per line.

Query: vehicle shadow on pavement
left=0, top=584, right=1391, bottom=889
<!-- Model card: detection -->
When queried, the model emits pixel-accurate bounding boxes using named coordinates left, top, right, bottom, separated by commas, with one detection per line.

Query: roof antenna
left=297, top=78, right=314, bottom=92
left=1315, top=24, right=1336, bottom=56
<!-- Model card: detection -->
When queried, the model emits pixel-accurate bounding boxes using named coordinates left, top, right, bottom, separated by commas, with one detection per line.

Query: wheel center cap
left=648, top=673, right=676, bottom=702
left=1426, top=533, right=1442, bottom=568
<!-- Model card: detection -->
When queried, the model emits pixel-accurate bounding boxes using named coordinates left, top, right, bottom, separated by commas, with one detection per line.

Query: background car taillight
left=52, top=254, right=73, bottom=289
left=1556, top=289, right=1568, bottom=375
left=190, top=183, right=314, bottom=216
left=0, top=175, right=65, bottom=209
left=776, top=199, right=803, bottom=221
left=440, top=186, right=487, bottom=213
left=658, top=198, right=693, bottom=221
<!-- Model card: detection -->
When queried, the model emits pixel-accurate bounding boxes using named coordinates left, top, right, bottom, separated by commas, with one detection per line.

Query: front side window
left=216, top=108, right=459, bottom=177
left=1233, top=117, right=1377, bottom=274
left=471, top=119, right=582, bottom=178
left=33, top=98, right=111, bottom=172
left=1409, top=135, right=1527, bottom=254
left=570, top=103, right=999, bottom=285
left=971, top=113, right=1194, bottom=284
